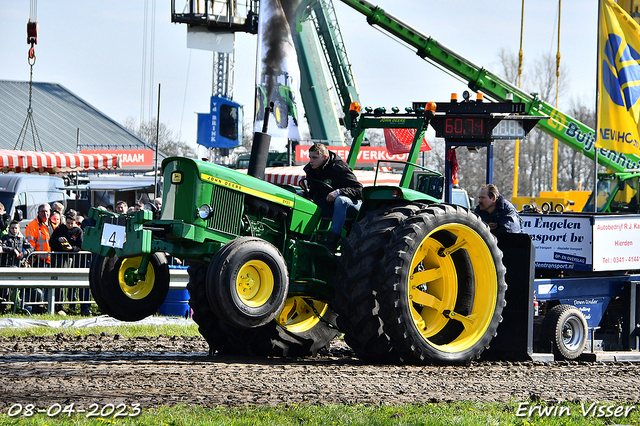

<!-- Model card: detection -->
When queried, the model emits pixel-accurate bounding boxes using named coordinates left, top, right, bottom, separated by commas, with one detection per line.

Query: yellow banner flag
left=597, top=0, right=640, bottom=154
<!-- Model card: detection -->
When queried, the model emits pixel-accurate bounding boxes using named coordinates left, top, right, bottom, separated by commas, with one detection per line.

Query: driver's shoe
left=324, top=231, right=341, bottom=254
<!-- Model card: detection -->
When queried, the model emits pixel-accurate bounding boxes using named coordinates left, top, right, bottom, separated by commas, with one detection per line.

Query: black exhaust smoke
left=248, top=102, right=274, bottom=180
left=261, top=0, right=299, bottom=100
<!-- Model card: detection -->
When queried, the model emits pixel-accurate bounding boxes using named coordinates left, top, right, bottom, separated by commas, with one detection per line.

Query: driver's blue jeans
left=330, top=196, right=362, bottom=234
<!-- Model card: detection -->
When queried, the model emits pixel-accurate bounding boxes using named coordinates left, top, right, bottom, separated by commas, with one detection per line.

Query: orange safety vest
left=25, top=218, right=52, bottom=263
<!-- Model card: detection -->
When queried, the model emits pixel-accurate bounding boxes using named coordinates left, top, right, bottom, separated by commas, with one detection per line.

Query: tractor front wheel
left=90, top=253, right=170, bottom=321
left=273, top=97, right=288, bottom=129
left=206, top=237, right=289, bottom=329
left=89, top=254, right=113, bottom=316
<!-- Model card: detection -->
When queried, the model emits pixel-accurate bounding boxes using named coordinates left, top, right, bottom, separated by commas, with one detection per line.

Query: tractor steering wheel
left=298, top=178, right=335, bottom=199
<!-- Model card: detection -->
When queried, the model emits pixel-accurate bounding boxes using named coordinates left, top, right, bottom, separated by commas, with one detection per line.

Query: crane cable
left=16, top=0, right=44, bottom=151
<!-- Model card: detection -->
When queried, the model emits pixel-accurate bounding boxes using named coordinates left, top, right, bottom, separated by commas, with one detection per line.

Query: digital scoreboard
left=432, top=114, right=533, bottom=141
left=413, top=98, right=537, bottom=142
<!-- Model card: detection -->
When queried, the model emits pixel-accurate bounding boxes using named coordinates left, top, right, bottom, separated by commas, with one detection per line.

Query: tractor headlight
left=198, top=204, right=213, bottom=219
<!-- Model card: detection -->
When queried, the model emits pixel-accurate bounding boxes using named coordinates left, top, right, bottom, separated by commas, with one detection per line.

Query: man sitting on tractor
left=303, top=143, right=363, bottom=252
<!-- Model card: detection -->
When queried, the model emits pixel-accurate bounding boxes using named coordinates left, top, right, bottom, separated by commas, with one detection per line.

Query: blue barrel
left=158, top=289, right=192, bottom=318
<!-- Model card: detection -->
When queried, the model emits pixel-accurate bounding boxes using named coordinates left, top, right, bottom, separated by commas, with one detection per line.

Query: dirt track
left=1, top=334, right=640, bottom=411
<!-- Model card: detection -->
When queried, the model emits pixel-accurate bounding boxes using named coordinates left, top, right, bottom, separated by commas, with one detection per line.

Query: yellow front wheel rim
left=408, top=223, right=497, bottom=353
left=276, top=297, right=328, bottom=332
left=118, top=257, right=156, bottom=300
left=236, top=260, right=274, bottom=307
left=275, top=105, right=282, bottom=123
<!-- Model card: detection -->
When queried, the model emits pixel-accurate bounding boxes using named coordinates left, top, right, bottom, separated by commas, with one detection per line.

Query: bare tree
left=496, top=47, right=522, bottom=86
left=243, top=121, right=254, bottom=151
left=123, top=117, right=196, bottom=158
left=557, top=98, right=598, bottom=192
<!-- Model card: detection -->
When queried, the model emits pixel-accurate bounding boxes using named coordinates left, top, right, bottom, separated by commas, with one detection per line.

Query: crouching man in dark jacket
left=475, top=184, right=522, bottom=233
left=303, top=143, right=363, bottom=252
left=0, top=220, right=34, bottom=266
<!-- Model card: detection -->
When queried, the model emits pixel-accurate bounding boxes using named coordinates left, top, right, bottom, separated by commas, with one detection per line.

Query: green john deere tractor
left=82, top=103, right=506, bottom=364
left=255, top=71, right=299, bottom=129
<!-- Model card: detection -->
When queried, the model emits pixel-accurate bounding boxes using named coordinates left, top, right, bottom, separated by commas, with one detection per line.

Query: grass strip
left=1, top=402, right=640, bottom=426
left=0, top=314, right=200, bottom=338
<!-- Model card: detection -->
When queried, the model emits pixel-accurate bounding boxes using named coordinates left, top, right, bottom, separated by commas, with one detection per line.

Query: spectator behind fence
left=0, top=202, right=10, bottom=238
left=26, top=203, right=52, bottom=266
left=50, top=210, right=86, bottom=315
left=49, top=209, right=83, bottom=266
left=52, top=201, right=64, bottom=216
left=25, top=204, right=55, bottom=312
left=50, top=211, right=61, bottom=230
left=115, top=200, right=128, bottom=214
left=0, top=220, right=33, bottom=267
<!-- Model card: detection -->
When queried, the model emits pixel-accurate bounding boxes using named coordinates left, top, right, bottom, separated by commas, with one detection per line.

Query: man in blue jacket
left=475, top=184, right=522, bottom=233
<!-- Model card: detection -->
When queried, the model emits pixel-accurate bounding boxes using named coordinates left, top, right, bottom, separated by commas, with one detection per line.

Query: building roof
left=0, top=80, right=155, bottom=153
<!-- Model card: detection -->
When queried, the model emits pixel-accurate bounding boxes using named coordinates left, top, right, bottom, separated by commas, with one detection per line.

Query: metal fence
left=0, top=251, right=188, bottom=315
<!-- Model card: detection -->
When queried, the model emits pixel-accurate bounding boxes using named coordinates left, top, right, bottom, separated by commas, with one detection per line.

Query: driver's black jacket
left=303, top=151, right=363, bottom=203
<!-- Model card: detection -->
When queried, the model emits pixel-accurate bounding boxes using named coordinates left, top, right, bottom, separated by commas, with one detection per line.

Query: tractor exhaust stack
left=248, top=102, right=274, bottom=180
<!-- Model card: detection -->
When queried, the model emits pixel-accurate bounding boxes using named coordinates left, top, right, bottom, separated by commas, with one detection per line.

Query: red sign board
left=295, top=145, right=411, bottom=164
left=81, top=149, right=155, bottom=170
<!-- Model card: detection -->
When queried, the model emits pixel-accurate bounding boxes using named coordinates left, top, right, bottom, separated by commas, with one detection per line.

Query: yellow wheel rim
left=407, top=223, right=497, bottom=353
left=236, top=260, right=274, bottom=307
left=276, top=296, right=328, bottom=332
left=275, top=106, right=282, bottom=123
left=118, top=257, right=156, bottom=300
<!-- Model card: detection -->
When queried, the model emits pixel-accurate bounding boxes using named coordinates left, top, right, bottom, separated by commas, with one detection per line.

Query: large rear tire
left=189, top=262, right=339, bottom=357
left=333, top=204, right=430, bottom=363
left=375, top=204, right=507, bottom=365
left=255, top=88, right=266, bottom=122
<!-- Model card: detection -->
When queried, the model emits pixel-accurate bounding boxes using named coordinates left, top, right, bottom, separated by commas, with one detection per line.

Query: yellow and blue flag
left=597, top=0, right=640, bottom=154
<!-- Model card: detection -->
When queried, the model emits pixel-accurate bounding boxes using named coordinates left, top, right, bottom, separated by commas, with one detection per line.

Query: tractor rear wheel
left=256, top=88, right=266, bottom=121
left=189, top=262, right=339, bottom=357
left=90, top=253, right=170, bottom=321
left=333, top=203, right=432, bottom=363
left=375, top=204, right=507, bottom=365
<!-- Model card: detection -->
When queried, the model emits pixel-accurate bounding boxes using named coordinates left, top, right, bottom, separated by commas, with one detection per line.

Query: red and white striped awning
left=262, top=166, right=402, bottom=187
left=0, top=150, right=120, bottom=174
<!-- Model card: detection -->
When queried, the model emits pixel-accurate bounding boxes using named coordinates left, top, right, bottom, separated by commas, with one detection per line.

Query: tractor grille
left=207, top=184, right=244, bottom=236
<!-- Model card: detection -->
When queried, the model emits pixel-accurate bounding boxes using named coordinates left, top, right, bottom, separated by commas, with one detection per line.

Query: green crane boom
left=338, top=0, right=640, bottom=173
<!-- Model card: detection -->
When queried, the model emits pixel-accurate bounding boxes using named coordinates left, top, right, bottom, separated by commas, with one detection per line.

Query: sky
left=0, top=1, right=599, bottom=157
